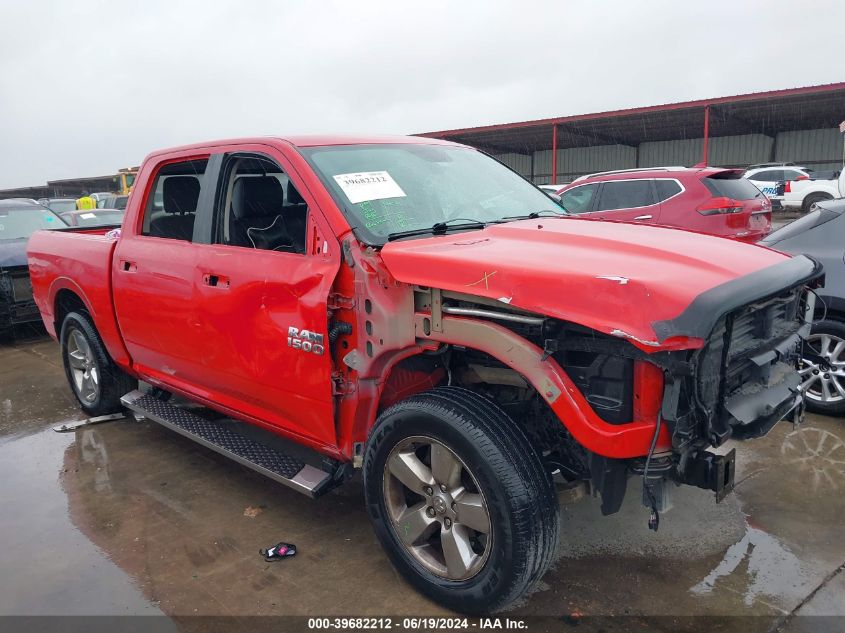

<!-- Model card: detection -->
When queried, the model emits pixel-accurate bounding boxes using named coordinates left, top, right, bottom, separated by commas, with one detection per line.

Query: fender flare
left=414, top=313, right=670, bottom=458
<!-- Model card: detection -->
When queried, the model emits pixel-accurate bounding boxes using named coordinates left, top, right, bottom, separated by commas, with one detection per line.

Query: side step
left=120, top=390, right=335, bottom=498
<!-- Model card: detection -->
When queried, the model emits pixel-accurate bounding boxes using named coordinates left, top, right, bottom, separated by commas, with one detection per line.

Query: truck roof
left=146, top=134, right=463, bottom=159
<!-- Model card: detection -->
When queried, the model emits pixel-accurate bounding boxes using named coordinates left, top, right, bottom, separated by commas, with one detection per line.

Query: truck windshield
left=0, top=207, right=66, bottom=240
left=302, top=144, right=561, bottom=244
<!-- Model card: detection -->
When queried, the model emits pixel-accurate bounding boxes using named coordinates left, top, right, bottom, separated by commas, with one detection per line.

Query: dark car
left=59, top=208, right=124, bottom=227
left=0, top=199, right=67, bottom=336
left=761, top=198, right=845, bottom=415
left=553, top=166, right=772, bottom=242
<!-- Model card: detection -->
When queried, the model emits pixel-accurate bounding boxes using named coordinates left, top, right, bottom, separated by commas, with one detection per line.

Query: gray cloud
left=1, top=0, right=843, bottom=188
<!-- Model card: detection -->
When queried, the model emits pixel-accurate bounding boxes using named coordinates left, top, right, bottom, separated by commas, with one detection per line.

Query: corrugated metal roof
left=421, top=83, right=845, bottom=155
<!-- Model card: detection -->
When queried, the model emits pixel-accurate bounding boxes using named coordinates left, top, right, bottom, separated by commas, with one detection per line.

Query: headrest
left=232, top=177, right=284, bottom=219
left=287, top=180, right=305, bottom=205
left=163, top=176, right=201, bottom=214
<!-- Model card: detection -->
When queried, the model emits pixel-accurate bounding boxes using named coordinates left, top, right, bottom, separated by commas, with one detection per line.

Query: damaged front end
left=619, top=255, right=823, bottom=523
left=408, top=253, right=822, bottom=528
left=0, top=265, right=41, bottom=333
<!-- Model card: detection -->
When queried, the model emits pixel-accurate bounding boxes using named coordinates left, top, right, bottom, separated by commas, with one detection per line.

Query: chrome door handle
left=634, top=215, right=653, bottom=220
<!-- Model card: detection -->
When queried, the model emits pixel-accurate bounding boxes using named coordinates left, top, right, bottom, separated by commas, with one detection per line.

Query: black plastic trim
left=652, top=255, right=823, bottom=342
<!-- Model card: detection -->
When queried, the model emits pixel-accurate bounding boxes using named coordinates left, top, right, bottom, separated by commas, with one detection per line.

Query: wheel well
left=804, top=191, right=835, bottom=208
left=819, top=309, right=845, bottom=324
left=376, top=345, right=588, bottom=479
left=814, top=300, right=845, bottom=324
left=54, top=290, right=87, bottom=334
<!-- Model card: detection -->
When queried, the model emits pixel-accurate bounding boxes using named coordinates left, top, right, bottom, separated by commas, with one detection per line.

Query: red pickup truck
left=28, top=135, right=821, bottom=613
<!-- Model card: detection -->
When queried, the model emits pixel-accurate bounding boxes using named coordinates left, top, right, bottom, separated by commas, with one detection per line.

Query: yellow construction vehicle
left=114, top=167, right=139, bottom=195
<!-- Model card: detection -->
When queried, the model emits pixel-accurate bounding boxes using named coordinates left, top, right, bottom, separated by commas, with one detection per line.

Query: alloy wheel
left=800, top=333, right=845, bottom=405
left=67, top=328, right=100, bottom=404
left=383, top=436, right=491, bottom=581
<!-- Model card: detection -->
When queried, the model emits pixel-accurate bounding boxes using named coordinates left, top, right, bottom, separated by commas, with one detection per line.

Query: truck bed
left=27, top=227, right=131, bottom=368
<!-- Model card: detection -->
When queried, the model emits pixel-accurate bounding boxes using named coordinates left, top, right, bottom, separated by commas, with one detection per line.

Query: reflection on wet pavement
left=691, top=523, right=810, bottom=608
left=0, top=337, right=843, bottom=625
left=781, top=426, right=845, bottom=491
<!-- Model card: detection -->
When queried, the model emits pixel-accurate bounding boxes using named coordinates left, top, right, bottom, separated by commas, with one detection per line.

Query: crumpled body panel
left=381, top=218, right=792, bottom=351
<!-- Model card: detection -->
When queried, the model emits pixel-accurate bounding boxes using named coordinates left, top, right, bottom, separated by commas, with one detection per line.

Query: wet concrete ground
left=1, top=332, right=843, bottom=631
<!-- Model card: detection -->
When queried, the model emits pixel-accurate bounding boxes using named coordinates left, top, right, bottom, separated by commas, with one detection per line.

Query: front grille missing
left=698, top=287, right=805, bottom=441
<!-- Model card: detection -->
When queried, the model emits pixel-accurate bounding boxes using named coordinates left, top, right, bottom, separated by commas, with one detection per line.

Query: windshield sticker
left=359, top=198, right=416, bottom=234
left=333, top=171, right=406, bottom=204
left=80, top=213, right=96, bottom=219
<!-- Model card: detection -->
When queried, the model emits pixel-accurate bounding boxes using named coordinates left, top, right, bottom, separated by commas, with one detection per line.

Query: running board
left=120, top=390, right=335, bottom=498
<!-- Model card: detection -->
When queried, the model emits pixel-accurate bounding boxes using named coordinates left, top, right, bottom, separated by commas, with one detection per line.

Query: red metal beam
left=702, top=104, right=711, bottom=165
left=418, top=82, right=845, bottom=138
left=551, top=124, right=558, bottom=184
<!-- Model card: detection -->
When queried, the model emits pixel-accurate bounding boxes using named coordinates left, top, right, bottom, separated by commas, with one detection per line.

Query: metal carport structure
left=419, top=83, right=845, bottom=184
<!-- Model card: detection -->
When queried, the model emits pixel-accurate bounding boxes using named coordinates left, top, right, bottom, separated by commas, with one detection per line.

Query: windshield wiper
left=497, top=209, right=568, bottom=222
left=387, top=218, right=486, bottom=241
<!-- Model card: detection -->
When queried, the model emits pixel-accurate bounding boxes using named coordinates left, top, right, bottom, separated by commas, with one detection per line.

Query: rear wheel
left=800, top=319, right=845, bottom=416
left=802, top=192, right=833, bottom=214
left=61, top=311, right=136, bottom=416
left=363, top=386, right=559, bottom=613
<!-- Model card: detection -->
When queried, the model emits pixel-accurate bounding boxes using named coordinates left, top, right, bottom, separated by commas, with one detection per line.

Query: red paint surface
left=381, top=217, right=789, bottom=350
left=27, top=135, right=795, bottom=463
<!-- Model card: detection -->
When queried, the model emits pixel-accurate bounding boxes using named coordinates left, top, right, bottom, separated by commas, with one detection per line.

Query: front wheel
left=800, top=319, right=845, bottom=416
left=60, top=311, right=136, bottom=416
left=363, top=387, right=559, bottom=613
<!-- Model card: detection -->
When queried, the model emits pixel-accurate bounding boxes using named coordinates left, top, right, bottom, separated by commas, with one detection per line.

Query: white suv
left=744, top=163, right=812, bottom=207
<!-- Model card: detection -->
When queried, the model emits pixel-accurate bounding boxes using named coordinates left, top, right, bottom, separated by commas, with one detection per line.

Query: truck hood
left=0, top=238, right=28, bottom=269
left=380, top=218, right=812, bottom=350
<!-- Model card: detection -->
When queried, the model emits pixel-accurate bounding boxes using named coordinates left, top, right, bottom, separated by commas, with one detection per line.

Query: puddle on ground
left=690, top=521, right=813, bottom=607
left=0, top=426, right=165, bottom=616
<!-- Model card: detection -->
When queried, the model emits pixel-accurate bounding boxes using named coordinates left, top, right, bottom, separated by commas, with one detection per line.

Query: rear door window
left=141, top=159, right=208, bottom=241
left=655, top=179, right=682, bottom=202
left=595, top=180, right=655, bottom=211
left=702, top=175, right=763, bottom=200
left=559, top=183, right=598, bottom=214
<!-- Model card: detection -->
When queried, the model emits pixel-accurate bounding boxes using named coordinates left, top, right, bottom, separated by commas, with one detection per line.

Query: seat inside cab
left=223, top=157, right=308, bottom=253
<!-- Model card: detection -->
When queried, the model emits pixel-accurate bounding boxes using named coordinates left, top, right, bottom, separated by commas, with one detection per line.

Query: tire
left=363, top=386, right=559, bottom=613
left=800, top=319, right=845, bottom=416
left=801, top=192, right=833, bottom=214
left=60, top=311, right=136, bottom=416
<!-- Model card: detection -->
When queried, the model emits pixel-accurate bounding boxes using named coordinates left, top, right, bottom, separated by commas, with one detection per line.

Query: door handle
left=203, top=273, right=230, bottom=289
left=633, top=215, right=653, bottom=220
left=120, top=260, right=137, bottom=272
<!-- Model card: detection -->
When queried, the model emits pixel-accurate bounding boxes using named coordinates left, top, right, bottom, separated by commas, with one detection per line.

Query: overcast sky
left=1, top=0, right=843, bottom=188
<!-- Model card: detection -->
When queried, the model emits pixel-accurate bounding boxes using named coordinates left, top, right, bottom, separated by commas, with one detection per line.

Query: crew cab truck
left=28, top=136, right=822, bottom=613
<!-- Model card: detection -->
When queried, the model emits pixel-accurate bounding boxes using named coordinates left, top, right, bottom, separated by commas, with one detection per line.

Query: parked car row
left=741, top=161, right=844, bottom=213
